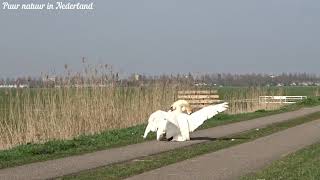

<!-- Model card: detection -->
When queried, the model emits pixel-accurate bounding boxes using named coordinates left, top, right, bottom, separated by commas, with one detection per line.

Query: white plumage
left=143, top=102, right=228, bottom=141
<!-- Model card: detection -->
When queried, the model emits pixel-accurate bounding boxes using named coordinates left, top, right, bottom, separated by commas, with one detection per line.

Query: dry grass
left=0, top=84, right=178, bottom=150
left=1, top=64, right=313, bottom=150
left=222, top=87, right=285, bottom=114
left=0, top=85, right=287, bottom=150
left=314, top=87, right=320, bottom=97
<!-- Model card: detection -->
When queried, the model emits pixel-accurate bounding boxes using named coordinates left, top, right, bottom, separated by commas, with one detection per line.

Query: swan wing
left=187, top=102, right=228, bottom=132
left=143, top=110, right=167, bottom=139
left=165, top=120, right=180, bottom=139
left=164, top=112, right=180, bottom=139
left=165, top=113, right=191, bottom=140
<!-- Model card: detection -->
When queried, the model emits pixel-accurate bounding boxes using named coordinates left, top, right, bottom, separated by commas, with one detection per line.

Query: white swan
left=143, top=110, right=170, bottom=141
left=170, top=100, right=193, bottom=114
left=143, top=101, right=229, bottom=141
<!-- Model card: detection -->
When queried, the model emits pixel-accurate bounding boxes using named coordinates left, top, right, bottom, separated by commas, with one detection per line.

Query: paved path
left=127, top=119, right=320, bottom=180
left=0, top=106, right=320, bottom=180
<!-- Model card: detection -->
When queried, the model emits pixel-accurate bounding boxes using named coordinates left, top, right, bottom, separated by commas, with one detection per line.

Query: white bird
left=143, top=100, right=192, bottom=140
left=170, top=100, right=193, bottom=114
left=143, top=101, right=229, bottom=141
left=143, top=110, right=170, bottom=141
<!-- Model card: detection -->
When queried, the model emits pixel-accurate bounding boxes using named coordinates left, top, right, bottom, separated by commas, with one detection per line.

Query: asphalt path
left=127, top=119, right=320, bottom=180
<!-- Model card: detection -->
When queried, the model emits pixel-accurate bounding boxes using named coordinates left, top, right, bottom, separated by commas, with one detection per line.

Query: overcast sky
left=0, top=0, right=319, bottom=78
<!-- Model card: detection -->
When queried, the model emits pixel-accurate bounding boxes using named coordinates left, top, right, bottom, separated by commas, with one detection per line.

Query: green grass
left=241, top=142, right=320, bottom=180
left=62, top=111, right=320, bottom=180
left=218, top=86, right=320, bottom=99
left=281, top=86, right=320, bottom=96
left=0, top=97, right=319, bottom=169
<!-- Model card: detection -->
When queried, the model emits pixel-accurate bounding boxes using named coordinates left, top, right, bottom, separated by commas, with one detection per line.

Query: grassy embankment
left=0, top=97, right=319, bottom=170
left=62, top=105, right=320, bottom=180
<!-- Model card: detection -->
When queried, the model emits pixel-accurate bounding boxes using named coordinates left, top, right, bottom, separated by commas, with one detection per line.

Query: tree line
left=0, top=72, right=319, bottom=88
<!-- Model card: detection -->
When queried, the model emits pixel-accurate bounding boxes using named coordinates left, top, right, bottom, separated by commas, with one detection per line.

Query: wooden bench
left=177, top=90, right=221, bottom=109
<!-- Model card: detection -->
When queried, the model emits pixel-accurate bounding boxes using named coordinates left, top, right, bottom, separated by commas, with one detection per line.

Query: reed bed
left=0, top=84, right=177, bottom=150
left=220, top=87, right=285, bottom=114
left=314, top=87, right=320, bottom=97
left=0, top=79, right=314, bottom=150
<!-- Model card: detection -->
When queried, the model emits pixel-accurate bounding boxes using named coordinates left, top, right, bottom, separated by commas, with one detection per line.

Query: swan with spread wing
left=143, top=101, right=228, bottom=141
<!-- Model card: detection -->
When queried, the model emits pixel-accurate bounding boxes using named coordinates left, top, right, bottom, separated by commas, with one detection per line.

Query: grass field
left=242, top=142, right=320, bottom=180
left=62, top=111, right=320, bottom=180
left=218, top=86, right=320, bottom=98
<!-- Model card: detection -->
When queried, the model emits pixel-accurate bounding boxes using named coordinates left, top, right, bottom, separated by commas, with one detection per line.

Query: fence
left=259, top=96, right=307, bottom=104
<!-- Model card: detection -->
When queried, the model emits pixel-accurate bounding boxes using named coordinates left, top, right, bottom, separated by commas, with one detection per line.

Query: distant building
left=0, top=84, right=28, bottom=88
left=42, top=76, right=56, bottom=82
left=194, top=82, right=208, bottom=86
left=134, top=74, right=141, bottom=81
left=299, top=82, right=313, bottom=86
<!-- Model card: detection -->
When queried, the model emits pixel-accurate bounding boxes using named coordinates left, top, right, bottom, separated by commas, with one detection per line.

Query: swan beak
left=169, top=106, right=174, bottom=112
